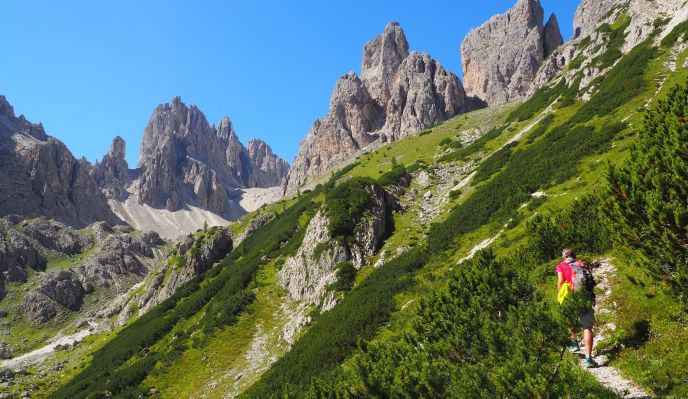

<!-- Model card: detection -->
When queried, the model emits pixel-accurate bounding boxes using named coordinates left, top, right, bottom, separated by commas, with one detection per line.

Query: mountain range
left=1, top=0, right=688, bottom=397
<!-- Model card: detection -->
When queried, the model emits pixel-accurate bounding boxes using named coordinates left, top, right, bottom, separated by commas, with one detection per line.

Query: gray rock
left=0, top=367, right=13, bottom=379
left=246, top=140, right=290, bottom=188
left=137, top=97, right=288, bottom=216
left=186, top=229, right=233, bottom=274
left=0, top=310, right=7, bottom=318
left=0, top=95, right=121, bottom=227
left=284, top=22, right=469, bottom=193
left=0, top=223, right=47, bottom=282
left=236, top=213, right=274, bottom=245
left=279, top=184, right=396, bottom=309
left=39, top=271, right=86, bottom=310
left=461, top=0, right=563, bottom=105
left=21, top=218, right=91, bottom=255
left=361, top=21, right=410, bottom=104
left=22, top=291, right=57, bottom=324
left=0, top=343, right=12, bottom=360
left=543, top=13, right=564, bottom=58
left=91, top=136, right=131, bottom=201
left=382, top=52, right=467, bottom=142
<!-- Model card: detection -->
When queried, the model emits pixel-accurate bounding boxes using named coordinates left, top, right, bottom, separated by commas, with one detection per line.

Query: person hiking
left=557, top=248, right=597, bottom=368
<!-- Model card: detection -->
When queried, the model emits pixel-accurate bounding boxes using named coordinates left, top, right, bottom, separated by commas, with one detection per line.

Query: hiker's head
left=562, top=248, right=576, bottom=259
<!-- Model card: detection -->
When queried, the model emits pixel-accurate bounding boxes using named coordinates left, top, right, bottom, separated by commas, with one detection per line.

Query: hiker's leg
left=584, top=328, right=593, bottom=358
left=580, top=308, right=595, bottom=358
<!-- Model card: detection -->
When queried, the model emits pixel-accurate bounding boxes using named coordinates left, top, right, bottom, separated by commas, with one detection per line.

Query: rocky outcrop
left=82, top=231, right=163, bottom=290
left=138, top=228, right=232, bottom=313
left=573, top=0, right=617, bottom=39
left=92, top=136, right=131, bottom=200
left=39, top=271, right=88, bottom=310
left=0, top=95, right=121, bottom=227
left=22, top=291, right=57, bottom=324
left=21, top=218, right=91, bottom=255
left=235, top=212, right=274, bottom=245
left=529, top=0, right=687, bottom=96
left=382, top=52, right=467, bottom=142
left=6, top=217, right=164, bottom=324
left=278, top=184, right=396, bottom=309
left=361, top=21, right=410, bottom=104
left=461, top=0, right=563, bottom=105
left=543, top=14, right=564, bottom=58
left=284, top=22, right=469, bottom=193
left=137, top=97, right=289, bottom=216
left=246, top=140, right=290, bottom=188
left=0, top=227, right=46, bottom=282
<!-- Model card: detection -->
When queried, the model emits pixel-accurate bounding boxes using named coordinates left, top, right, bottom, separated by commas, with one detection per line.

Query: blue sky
left=1, top=0, right=579, bottom=166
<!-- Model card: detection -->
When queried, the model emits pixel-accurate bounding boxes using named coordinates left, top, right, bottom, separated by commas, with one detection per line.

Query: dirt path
left=0, top=321, right=99, bottom=369
left=587, top=259, right=654, bottom=399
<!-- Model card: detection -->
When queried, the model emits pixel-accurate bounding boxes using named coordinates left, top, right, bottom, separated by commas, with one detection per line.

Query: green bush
left=472, top=141, right=518, bottom=183
left=324, top=177, right=376, bottom=242
left=660, top=19, right=688, bottom=47
left=602, top=81, right=688, bottom=303
left=301, top=250, right=617, bottom=399
left=376, top=164, right=409, bottom=188
left=438, top=126, right=506, bottom=163
left=240, top=248, right=428, bottom=398
left=328, top=261, right=357, bottom=292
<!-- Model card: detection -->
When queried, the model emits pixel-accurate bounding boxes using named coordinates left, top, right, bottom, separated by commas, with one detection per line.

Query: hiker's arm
left=557, top=271, right=565, bottom=292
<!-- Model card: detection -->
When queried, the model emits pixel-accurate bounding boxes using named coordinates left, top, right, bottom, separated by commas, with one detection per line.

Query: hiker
left=557, top=248, right=597, bottom=368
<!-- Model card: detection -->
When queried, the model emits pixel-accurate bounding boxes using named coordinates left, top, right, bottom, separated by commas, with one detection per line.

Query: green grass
left=597, top=251, right=688, bottom=397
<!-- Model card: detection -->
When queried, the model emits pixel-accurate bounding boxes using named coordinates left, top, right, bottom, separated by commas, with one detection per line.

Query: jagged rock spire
left=461, top=0, right=563, bottom=105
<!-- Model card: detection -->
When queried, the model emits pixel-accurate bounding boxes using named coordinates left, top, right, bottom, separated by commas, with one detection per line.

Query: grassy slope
left=41, top=16, right=688, bottom=398
left=239, top=22, right=688, bottom=398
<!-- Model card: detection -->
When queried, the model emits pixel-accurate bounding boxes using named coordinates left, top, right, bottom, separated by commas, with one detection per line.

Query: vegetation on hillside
left=603, top=82, right=688, bottom=304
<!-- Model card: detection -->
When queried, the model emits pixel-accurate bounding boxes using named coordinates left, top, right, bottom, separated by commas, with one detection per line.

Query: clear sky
left=1, top=0, right=579, bottom=166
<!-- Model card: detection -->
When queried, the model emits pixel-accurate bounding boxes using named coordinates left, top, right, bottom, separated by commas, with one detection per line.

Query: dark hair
left=562, top=248, right=576, bottom=258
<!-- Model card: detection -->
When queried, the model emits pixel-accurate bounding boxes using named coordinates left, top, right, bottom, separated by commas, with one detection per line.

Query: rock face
left=246, top=140, right=290, bottom=188
left=4, top=217, right=165, bottom=324
left=0, top=225, right=46, bottom=282
left=92, top=136, right=131, bottom=200
left=573, top=0, right=617, bottom=39
left=284, top=22, right=469, bottom=193
left=138, top=228, right=233, bottom=313
left=0, top=95, right=121, bottom=227
left=278, top=184, right=397, bottom=310
left=137, top=97, right=289, bottom=216
left=529, top=0, right=687, bottom=96
left=461, top=0, right=563, bottom=105
left=543, top=14, right=564, bottom=58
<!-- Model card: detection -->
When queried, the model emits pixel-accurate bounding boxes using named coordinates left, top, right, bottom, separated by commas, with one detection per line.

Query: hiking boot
left=583, top=356, right=597, bottom=368
left=568, top=342, right=580, bottom=353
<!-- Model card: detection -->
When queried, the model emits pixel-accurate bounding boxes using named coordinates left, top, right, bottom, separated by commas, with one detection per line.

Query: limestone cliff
left=461, top=0, right=563, bottom=105
left=284, top=22, right=469, bottom=193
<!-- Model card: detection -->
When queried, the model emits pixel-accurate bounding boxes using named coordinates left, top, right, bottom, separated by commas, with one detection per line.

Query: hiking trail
left=586, top=259, right=653, bottom=399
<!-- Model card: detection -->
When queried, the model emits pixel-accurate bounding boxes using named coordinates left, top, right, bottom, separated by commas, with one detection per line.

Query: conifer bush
left=603, top=82, right=688, bottom=303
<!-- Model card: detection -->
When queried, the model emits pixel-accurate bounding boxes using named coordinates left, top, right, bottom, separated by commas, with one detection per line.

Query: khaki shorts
left=581, top=308, right=595, bottom=330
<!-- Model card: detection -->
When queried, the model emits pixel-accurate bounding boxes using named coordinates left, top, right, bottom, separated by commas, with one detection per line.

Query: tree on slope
left=603, top=81, right=688, bottom=303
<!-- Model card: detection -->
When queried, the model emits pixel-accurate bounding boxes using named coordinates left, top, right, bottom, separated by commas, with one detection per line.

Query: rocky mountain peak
left=0, top=95, right=15, bottom=120
left=284, top=22, right=469, bottom=193
left=361, top=21, right=410, bottom=102
left=461, top=0, right=562, bottom=105
left=543, top=13, right=564, bottom=58
left=92, top=136, right=131, bottom=200
left=0, top=95, right=120, bottom=227
left=110, top=136, right=126, bottom=160
left=136, top=97, right=288, bottom=215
